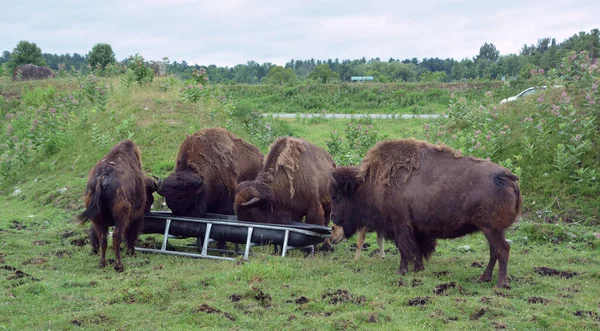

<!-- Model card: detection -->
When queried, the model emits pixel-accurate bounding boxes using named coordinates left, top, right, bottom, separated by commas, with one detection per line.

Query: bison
left=233, top=137, right=336, bottom=248
left=78, top=140, right=157, bottom=272
left=157, top=128, right=263, bottom=217
left=329, top=139, right=521, bottom=288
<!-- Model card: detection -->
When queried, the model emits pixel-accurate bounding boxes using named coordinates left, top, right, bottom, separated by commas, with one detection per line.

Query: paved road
left=264, top=113, right=446, bottom=119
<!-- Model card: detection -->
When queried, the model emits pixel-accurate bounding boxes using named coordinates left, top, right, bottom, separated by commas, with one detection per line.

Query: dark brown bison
left=78, top=140, right=157, bottom=272
left=234, top=137, right=336, bottom=247
left=157, top=128, right=263, bottom=217
left=329, top=139, right=521, bottom=287
left=331, top=224, right=385, bottom=259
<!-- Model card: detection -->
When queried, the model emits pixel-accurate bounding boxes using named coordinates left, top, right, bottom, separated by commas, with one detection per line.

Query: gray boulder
left=13, top=64, right=56, bottom=81
left=151, top=61, right=167, bottom=77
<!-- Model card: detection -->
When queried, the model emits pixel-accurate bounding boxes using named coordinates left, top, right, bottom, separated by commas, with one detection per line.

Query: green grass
left=1, top=76, right=599, bottom=329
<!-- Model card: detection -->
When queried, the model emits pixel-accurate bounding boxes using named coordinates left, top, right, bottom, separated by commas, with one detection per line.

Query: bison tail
left=77, top=178, right=103, bottom=224
left=492, top=171, right=522, bottom=215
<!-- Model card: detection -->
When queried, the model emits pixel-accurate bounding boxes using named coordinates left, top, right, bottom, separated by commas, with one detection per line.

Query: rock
left=57, top=187, right=67, bottom=194
left=13, top=188, right=22, bottom=196
left=456, top=245, right=471, bottom=252
left=593, top=233, right=600, bottom=240
left=13, top=64, right=55, bottom=81
left=150, top=61, right=167, bottom=77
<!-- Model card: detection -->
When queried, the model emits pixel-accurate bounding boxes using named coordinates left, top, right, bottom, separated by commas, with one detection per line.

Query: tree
left=87, top=43, right=116, bottom=69
left=476, top=42, right=500, bottom=62
left=308, top=64, right=340, bottom=83
left=263, top=66, right=296, bottom=85
left=8, top=41, right=46, bottom=71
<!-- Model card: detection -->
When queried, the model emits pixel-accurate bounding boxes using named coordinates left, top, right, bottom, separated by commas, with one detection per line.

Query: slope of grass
left=0, top=75, right=599, bottom=330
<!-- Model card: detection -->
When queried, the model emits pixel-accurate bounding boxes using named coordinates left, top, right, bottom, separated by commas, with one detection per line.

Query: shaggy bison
left=329, top=139, right=521, bottom=287
left=234, top=137, right=335, bottom=238
left=158, top=128, right=263, bottom=217
left=78, top=140, right=157, bottom=272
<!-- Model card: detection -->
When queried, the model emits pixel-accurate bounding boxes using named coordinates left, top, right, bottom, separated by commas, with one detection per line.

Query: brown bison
left=234, top=137, right=336, bottom=247
left=329, top=139, right=521, bottom=288
left=331, top=224, right=385, bottom=260
left=157, top=128, right=263, bottom=217
left=78, top=140, right=157, bottom=272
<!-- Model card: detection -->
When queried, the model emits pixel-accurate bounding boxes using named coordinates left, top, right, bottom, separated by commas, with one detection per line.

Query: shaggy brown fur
left=234, top=137, right=336, bottom=241
left=78, top=140, right=157, bottom=272
left=330, top=139, right=521, bottom=288
left=158, top=128, right=263, bottom=217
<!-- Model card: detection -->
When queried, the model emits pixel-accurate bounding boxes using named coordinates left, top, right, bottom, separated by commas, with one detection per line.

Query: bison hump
left=358, top=139, right=426, bottom=186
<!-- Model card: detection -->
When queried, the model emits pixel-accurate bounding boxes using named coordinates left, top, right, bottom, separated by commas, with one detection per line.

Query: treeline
left=1, top=29, right=598, bottom=83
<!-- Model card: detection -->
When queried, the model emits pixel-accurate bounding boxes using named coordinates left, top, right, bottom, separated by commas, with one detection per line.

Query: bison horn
left=241, top=197, right=260, bottom=207
left=329, top=171, right=338, bottom=187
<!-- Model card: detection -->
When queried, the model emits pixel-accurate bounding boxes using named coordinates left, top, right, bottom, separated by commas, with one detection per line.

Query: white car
left=500, top=86, right=545, bottom=104
left=500, top=85, right=563, bottom=104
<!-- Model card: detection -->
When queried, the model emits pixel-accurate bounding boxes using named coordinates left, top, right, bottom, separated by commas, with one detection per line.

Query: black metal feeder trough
left=136, top=212, right=331, bottom=261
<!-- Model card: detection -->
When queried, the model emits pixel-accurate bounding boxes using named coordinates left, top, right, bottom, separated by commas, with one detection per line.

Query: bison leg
left=394, top=227, right=419, bottom=275
left=306, top=203, right=332, bottom=251
left=481, top=229, right=511, bottom=287
left=94, top=224, right=108, bottom=269
left=112, top=226, right=124, bottom=272
left=89, top=227, right=99, bottom=255
left=377, top=232, right=385, bottom=258
left=125, top=217, right=143, bottom=256
left=354, top=228, right=367, bottom=260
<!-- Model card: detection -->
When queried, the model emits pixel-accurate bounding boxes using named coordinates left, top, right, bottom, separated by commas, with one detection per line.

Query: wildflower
left=537, top=96, right=544, bottom=103
left=486, top=135, right=491, bottom=140
left=475, top=141, right=481, bottom=149
left=451, top=134, right=457, bottom=140
left=481, top=147, right=486, bottom=151
left=5, top=113, right=13, bottom=120
left=551, top=105, right=560, bottom=115
left=503, top=125, right=510, bottom=129
left=539, top=68, right=545, bottom=75
left=450, top=93, right=455, bottom=99
left=437, top=131, right=442, bottom=136
left=592, top=84, right=598, bottom=90
left=474, top=130, right=481, bottom=136
left=423, top=123, right=430, bottom=131
left=7, top=125, right=13, bottom=133
left=49, top=108, right=56, bottom=114
left=499, top=131, right=506, bottom=135
left=485, top=91, right=493, bottom=98
left=471, top=138, right=476, bottom=144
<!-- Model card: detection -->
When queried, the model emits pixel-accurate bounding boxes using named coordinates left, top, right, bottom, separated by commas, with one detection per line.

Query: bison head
left=233, top=180, right=280, bottom=224
left=329, top=167, right=361, bottom=238
left=157, top=170, right=207, bottom=217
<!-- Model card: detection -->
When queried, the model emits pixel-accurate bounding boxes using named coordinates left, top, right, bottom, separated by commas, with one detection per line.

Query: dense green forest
left=1, top=29, right=598, bottom=84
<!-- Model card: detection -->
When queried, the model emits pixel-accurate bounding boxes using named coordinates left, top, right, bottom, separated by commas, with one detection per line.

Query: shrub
left=326, top=117, right=386, bottom=166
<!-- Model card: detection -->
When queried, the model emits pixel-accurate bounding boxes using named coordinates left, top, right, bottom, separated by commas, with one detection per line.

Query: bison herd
left=78, top=127, right=521, bottom=288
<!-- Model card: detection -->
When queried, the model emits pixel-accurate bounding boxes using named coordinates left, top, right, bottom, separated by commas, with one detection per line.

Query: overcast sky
left=1, top=0, right=598, bottom=67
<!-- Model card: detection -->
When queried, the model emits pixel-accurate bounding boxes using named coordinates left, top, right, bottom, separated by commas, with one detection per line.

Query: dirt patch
left=253, top=290, right=272, bottom=307
left=411, top=279, right=423, bottom=287
left=368, top=249, right=384, bottom=257
left=71, top=238, right=88, bottom=247
left=32, top=240, right=49, bottom=246
left=493, top=321, right=507, bottom=329
left=288, top=314, right=296, bottom=321
left=396, top=279, right=405, bottom=287
left=229, top=294, right=243, bottom=302
left=368, top=313, right=379, bottom=323
left=322, top=289, right=366, bottom=305
left=433, top=282, right=456, bottom=295
left=12, top=221, right=26, bottom=230
left=527, top=297, right=549, bottom=305
left=433, top=271, right=449, bottom=278
left=196, top=304, right=236, bottom=321
left=71, top=319, right=82, bottom=327
left=2, top=265, right=40, bottom=281
left=407, top=296, right=430, bottom=306
left=61, top=230, right=76, bottom=238
left=480, top=297, right=492, bottom=304
left=55, top=250, right=72, bottom=258
left=303, top=311, right=332, bottom=317
left=574, top=311, right=600, bottom=321
left=470, top=307, right=488, bottom=320
left=295, top=296, right=309, bottom=305
left=471, top=261, right=484, bottom=268
left=493, top=290, right=512, bottom=298
left=23, top=258, right=47, bottom=265
left=534, top=266, right=578, bottom=278
left=458, top=285, right=477, bottom=296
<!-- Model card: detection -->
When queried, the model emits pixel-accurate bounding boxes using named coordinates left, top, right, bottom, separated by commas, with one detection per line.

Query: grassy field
left=1, top=76, right=599, bottom=330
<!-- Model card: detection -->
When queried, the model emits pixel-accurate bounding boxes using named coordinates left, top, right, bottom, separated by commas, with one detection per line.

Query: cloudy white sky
left=1, top=0, right=598, bottom=67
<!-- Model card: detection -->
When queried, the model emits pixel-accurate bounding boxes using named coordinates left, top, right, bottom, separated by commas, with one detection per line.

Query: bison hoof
left=99, top=260, right=106, bottom=268
left=496, top=279, right=510, bottom=289
left=479, top=275, right=492, bottom=282
left=114, top=264, right=124, bottom=273
left=126, top=249, right=135, bottom=256
left=413, top=265, right=424, bottom=272
left=396, top=268, right=408, bottom=276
